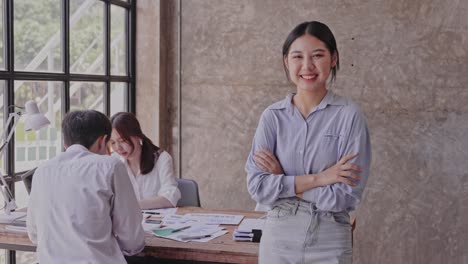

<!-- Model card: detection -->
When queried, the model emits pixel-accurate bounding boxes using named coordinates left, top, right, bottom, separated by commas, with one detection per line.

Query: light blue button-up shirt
left=246, top=90, right=371, bottom=212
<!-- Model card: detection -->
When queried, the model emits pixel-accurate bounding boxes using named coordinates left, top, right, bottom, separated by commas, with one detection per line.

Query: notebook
left=233, top=218, right=265, bottom=242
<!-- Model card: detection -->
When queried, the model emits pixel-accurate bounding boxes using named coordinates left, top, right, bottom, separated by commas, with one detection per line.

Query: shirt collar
left=65, top=144, right=90, bottom=153
left=270, top=90, right=346, bottom=116
left=269, top=93, right=294, bottom=115
left=316, top=90, right=346, bottom=110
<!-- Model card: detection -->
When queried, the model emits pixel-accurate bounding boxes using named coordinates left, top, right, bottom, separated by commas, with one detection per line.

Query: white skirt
left=259, top=200, right=352, bottom=264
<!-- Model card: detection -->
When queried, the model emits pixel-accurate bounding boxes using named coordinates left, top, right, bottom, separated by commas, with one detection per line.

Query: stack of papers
left=183, top=213, right=244, bottom=225
left=141, top=208, right=178, bottom=233
left=0, top=212, right=28, bottom=234
left=5, top=224, right=27, bottom=234
left=233, top=218, right=265, bottom=242
left=152, top=223, right=227, bottom=242
left=0, top=212, right=27, bottom=224
left=142, top=211, right=245, bottom=243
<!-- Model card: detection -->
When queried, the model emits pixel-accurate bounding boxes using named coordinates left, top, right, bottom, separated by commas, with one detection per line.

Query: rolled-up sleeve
left=302, top=109, right=371, bottom=212
left=111, top=161, right=145, bottom=255
left=246, top=110, right=296, bottom=206
left=156, top=152, right=181, bottom=207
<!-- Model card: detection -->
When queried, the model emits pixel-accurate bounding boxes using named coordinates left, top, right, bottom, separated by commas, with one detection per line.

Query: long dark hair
left=110, top=112, right=160, bottom=175
left=282, top=21, right=340, bottom=82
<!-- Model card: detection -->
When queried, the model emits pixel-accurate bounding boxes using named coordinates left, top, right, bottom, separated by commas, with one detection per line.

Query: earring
left=139, top=139, right=143, bottom=146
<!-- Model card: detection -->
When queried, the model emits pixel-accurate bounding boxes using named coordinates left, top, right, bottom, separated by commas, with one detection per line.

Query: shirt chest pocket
left=316, top=133, right=340, bottom=169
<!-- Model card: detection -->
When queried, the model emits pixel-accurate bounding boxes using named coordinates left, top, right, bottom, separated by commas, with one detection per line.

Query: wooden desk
left=0, top=207, right=262, bottom=264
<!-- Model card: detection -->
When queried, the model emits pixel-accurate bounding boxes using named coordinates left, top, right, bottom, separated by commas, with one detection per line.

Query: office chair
left=176, top=178, right=201, bottom=207
left=21, top=168, right=36, bottom=194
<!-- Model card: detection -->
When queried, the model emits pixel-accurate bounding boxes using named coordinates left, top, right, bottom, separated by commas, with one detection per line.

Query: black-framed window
left=0, top=0, right=135, bottom=263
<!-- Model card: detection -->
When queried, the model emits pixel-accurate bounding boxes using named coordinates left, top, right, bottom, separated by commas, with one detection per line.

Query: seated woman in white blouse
left=110, top=112, right=181, bottom=209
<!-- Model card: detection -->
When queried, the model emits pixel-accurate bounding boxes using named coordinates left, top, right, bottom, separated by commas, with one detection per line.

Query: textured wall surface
left=135, top=0, right=161, bottom=144
left=143, top=0, right=468, bottom=263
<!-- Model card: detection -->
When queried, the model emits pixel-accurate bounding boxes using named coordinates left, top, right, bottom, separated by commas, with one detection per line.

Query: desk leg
left=6, top=250, right=16, bottom=264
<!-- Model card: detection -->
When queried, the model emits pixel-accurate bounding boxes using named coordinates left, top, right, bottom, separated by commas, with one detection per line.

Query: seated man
left=27, top=110, right=145, bottom=264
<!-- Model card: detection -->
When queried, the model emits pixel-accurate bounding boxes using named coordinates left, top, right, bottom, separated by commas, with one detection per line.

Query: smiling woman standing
left=246, top=21, right=371, bottom=263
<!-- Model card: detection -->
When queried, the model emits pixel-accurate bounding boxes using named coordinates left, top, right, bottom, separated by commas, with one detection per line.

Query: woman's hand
left=316, top=153, right=362, bottom=187
left=253, top=148, right=284, bottom=175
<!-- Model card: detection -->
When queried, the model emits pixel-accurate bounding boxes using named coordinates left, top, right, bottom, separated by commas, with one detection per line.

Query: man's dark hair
left=62, top=110, right=112, bottom=149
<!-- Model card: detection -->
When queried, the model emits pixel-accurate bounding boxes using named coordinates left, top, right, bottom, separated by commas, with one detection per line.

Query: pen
left=143, top=211, right=160, bottom=215
left=145, top=219, right=162, bottom=224
left=171, top=226, right=191, bottom=233
left=179, top=234, right=212, bottom=240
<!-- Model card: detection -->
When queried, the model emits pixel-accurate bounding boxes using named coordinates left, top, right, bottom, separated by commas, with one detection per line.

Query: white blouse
left=120, top=151, right=181, bottom=207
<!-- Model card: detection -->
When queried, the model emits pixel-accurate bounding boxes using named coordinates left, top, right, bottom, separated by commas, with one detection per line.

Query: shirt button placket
left=301, top=122, right=308, bottom=172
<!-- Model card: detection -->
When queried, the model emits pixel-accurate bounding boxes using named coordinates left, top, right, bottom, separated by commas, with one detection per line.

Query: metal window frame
left=0, top=0, right=136, bottom=262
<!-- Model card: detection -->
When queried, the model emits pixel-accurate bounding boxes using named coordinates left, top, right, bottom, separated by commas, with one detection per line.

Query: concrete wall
left=136, top=0, right=179, bottom=150
left=138, top=0, right=468, bottom=263
left=135, top=0, right=160, bottom=143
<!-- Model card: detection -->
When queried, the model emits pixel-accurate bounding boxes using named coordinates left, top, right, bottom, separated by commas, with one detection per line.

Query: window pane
left=14, top=81, right=63, bottom=173
left=14, top=244, right=37, bottom=263
left=110, top=82, right=127, bottom=116
left=0, top=83, right=4, bottom=245
left=15, top=181, right=29, bottom=209
left=0, top=0, right=4, bottom=70
left=70, top=0, right=104, bottom=75
left=13, top=81, right=62, bottom=239
left=0, top=81, right=4, bottom=175
left=111, top=5, right=127, bottom=75
left=70, top=82, right=105, bottom=112
left=14, top=0, right=62, bottom=72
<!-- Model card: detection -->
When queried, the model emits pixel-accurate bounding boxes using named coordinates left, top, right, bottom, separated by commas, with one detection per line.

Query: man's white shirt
left=27, top=144, right=145, bottom=264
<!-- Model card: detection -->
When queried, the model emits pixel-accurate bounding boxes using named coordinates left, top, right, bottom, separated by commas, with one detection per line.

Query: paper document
left=153, top=223, right=225, bottom=242
left=142, top=208, right=177, bottom=217
left=5, top=225, right=27, bottom=234
left=184, top=213, right=244, bottom=225
left=142, top=221, right=163, bottom=233
left=0, top=212, right=26, bottom=224
left=236, top=218, right=265, bottom=232
left=163, top=214, right=194, bottom=225
left=190, top=230, right=228, bottom=243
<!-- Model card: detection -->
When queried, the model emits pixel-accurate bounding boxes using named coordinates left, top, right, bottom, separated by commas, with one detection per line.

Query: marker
left=179, top=234, right=212, bottom=240
left=145, top=219, right=162, bottom=224
left=143, top=211, right=160, bottom=215
left=171, top=226, right=191, bottom=233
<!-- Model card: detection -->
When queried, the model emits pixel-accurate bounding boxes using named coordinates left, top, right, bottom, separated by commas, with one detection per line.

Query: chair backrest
left=176, top=178, right=201, bottom=207
left=21, top=168, right=36, bottom=194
